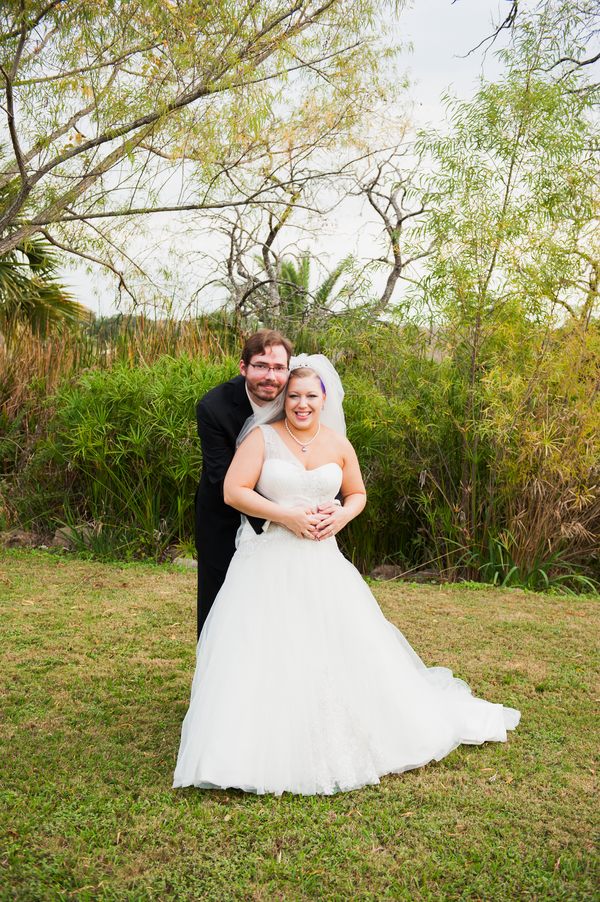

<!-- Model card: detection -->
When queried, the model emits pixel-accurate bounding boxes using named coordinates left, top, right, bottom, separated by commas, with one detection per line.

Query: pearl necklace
left=285, top=418, right=320, bottom=452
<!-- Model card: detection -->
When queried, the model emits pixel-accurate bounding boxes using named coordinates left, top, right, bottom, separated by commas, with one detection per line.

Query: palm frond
left=0, top=237, right=90, bottom=340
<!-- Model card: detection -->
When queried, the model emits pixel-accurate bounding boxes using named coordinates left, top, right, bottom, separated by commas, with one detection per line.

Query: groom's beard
left=248, top=380, right=284, bottom=403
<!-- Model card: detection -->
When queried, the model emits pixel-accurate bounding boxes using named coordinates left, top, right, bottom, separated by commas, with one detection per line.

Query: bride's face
left=285, top=375, right=325, bottom=431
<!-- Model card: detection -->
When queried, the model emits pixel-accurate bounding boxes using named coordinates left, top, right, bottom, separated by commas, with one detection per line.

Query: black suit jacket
left=195, top=375, right=263, bottom=571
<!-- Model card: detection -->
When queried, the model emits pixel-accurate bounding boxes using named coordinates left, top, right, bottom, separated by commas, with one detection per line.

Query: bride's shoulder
left=321, top=426, right=353, bottom=454
left=237, top=424, right=266, bottom=454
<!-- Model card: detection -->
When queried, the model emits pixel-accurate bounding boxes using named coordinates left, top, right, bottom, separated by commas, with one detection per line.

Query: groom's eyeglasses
left=247, top=363, right=289, bottom=375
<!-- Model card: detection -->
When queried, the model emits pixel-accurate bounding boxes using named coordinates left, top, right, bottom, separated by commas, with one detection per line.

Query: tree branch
left=0, top=65, right=121, bottom=190
left=1, top=0, right=65, bottom=42
left=0, top=6, right=359, bottom=244
left=15, top=39, right=163, bottom=86
left=38, top=228, right=137, bottom=303
left=550, top=49, right=600, bottom=72
left=359, top=157, right=429, bottom=312
left=0, top=63, right=28, bottom=186
left=458, top=0, right=518, bottom=59
left=9, top=150, right=373, bottom=227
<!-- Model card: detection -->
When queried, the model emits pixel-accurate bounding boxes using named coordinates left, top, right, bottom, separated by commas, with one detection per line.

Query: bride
left=173, top=355, right=520, bottom=796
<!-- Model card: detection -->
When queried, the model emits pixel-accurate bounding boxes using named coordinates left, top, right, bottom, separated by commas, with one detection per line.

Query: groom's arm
left=196, top=399, right=236, bottom=491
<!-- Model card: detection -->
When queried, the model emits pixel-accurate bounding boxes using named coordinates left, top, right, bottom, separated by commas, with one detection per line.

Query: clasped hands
left=281, top=502, right=344, bottom=541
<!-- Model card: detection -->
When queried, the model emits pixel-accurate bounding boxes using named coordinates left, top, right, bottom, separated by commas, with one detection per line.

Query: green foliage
left=14, top=356, right=239, bottom=558
left=0, top=237, right=89, bottom=342
left=0, top=0, right=398, bottom=265
left=0, top=315, right=227, bottom=484
left=339, top=372, right=416, bottom=572
left=313, top=303, right=600, bottom=585
left=275, top=253, right=354, bottom=325
left=419, top=73, right=598, bottom=330
left=232, top=250, right=358, bottom=338
left=6, top=303, right=600, bottom=585
left=394, top=51, right=600, bottom=584
left=460, top=532, right=599, bottom=595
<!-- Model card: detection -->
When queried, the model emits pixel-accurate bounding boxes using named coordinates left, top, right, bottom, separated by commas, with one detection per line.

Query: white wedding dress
left=173, top=425, right=520, bottom=796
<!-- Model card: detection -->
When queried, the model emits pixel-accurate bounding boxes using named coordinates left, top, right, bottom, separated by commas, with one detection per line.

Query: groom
left=195, top=329, right=293, bottom=638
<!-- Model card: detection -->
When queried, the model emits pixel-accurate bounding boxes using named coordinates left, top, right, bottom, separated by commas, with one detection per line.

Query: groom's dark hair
left=241, top=330, right=293, bottom=365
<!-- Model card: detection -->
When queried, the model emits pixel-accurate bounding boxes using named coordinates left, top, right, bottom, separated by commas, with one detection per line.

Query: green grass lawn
left=1, top=549, right=598, bottom=901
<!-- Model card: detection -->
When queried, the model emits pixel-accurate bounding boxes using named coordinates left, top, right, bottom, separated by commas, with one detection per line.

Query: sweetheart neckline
left=263, top=458, right=343, bottom=475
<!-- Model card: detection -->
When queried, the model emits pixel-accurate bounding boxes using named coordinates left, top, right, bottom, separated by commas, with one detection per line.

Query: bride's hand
left=314, top=498, right=366, bottom=539
left=279, top=506, right=323, bottom=540
left=314, top=502, right=346, bottom=539
left=314, top=449, right=366, bottom=539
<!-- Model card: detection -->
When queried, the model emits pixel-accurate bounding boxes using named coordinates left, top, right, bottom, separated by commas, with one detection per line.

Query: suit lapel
left=232, top=376, right=253, bottom=432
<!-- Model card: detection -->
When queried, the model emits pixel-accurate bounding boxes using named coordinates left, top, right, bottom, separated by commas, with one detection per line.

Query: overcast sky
left=401, top=0, right=511, bottom=119
left=70, top=0, right=514, bottom=316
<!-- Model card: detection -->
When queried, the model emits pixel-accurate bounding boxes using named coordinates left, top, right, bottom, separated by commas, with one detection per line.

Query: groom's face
left=240, top=344, right=289, bottom=406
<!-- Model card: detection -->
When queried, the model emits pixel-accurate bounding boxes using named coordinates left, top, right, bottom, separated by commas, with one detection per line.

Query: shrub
left=10, top=355, right=238, bottom=558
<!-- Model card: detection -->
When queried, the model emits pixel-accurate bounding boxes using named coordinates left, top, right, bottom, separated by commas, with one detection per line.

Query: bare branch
left=38, top=228, right=137, bottom=303
left=357, top=154, right=430, bottom=312
left=458, top=0, right=518, bottom=59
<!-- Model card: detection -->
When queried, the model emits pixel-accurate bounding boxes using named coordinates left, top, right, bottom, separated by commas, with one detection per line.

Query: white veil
left=236, top=353, right=346, bottom=448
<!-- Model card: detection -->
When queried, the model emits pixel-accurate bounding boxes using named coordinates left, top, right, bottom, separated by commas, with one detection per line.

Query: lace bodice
left=256, top=425, right=342, bottom=509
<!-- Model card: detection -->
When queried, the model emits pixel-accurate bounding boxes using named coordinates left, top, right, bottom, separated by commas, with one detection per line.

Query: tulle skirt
left=173, top=525, right=520, bottom=796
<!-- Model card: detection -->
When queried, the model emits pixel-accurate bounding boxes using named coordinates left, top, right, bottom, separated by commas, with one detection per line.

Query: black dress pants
left=197, top=558, right=227, bottom=640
